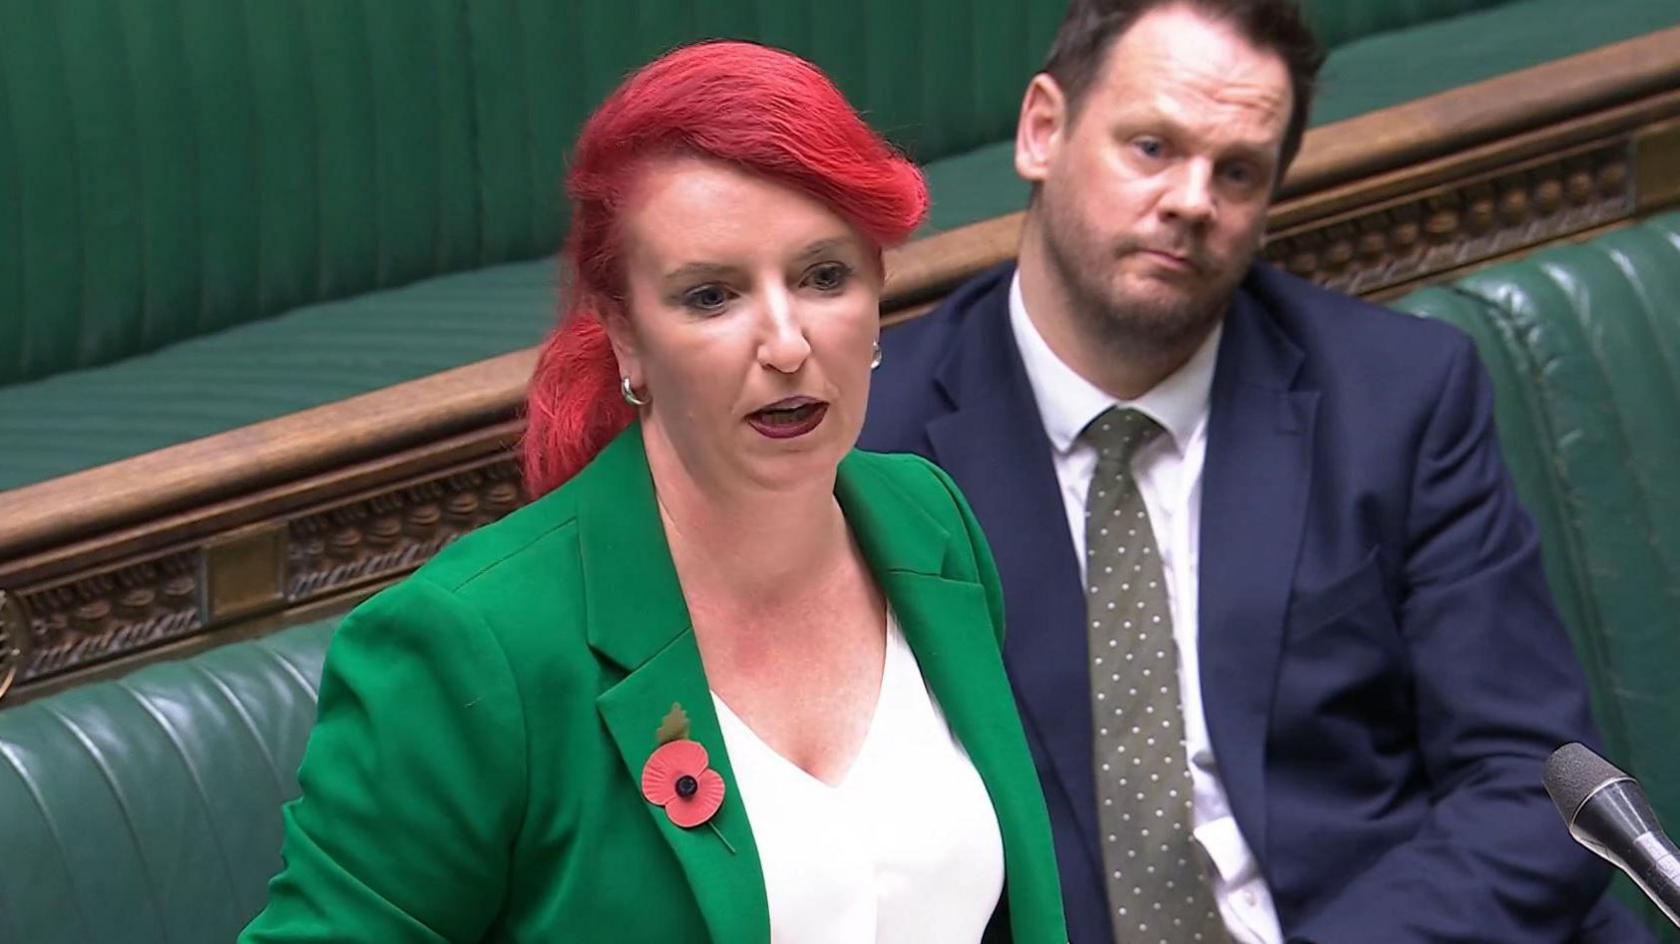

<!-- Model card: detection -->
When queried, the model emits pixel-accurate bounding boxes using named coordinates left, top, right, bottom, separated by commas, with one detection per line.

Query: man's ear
left=1016, top=73, right=1068, bottom=185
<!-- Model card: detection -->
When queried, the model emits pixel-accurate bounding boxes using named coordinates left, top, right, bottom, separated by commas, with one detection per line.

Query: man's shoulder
left=863, top=262, right=1016, bottom=450
left=1240, top=263, right=1478, bottom=408
left=1246, top=262, right=1471, bottom=364
left=877, top=261, right=1014, bottom=370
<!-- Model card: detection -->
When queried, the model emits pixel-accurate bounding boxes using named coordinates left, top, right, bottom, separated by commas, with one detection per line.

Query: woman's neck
left=644, top=431, right=851, bottom=611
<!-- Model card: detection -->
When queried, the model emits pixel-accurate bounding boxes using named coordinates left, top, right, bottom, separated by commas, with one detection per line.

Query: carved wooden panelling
left=0, top=592, right=22, bottom=700
left=0, top=456, right=527, bottom=700
left=1266, top=142, right=1635, bottom=295
left=10, top=551, right=205, bottom=685
left=284, top=460, right=525, bottom=602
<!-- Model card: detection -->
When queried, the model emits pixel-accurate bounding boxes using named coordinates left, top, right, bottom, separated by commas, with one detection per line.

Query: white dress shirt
left=712, top=610, right=1006, bottom=943
left=1008, top=273, right=1284, bottom=943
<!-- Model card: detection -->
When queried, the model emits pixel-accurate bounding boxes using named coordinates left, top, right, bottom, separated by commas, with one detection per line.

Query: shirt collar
left=1008, top=270, right=1221, bottom=456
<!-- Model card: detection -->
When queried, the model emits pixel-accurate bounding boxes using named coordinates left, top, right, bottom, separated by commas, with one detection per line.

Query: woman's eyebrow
left=793, top=236, right=859, bottom=261
left=662, top=261, right=741, bottom=283
left=661, top=236, right=858, bottom=283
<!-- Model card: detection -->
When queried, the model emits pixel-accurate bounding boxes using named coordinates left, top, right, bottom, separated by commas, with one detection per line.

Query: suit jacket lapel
left=579, top=428, right=768, bottom=944
left=1198, top=286, right=1318, bottom=865
left=921, top=269, right=1105, bottom=876
left=836, top=453, right=1063, bottom=938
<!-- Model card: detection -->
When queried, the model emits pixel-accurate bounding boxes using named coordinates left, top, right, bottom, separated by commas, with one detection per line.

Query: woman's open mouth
left=746, top=398, right=828, bottom=439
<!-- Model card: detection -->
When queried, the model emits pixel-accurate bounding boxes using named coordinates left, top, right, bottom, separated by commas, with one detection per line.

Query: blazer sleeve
left=240, top=576, right=528, bottom=944
left=1294, top=336, right=1616, bottom=942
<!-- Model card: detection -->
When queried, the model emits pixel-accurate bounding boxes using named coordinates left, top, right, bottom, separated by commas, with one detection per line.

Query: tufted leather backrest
left=459, top=0, right=1069, bottom=265
left=0, top=620, right=332, bottom=944
left=461, top=0, right=1545, bottom=262
left=3, top=0, right=1548, bottom=389
left=1396, top=212, right=1680, bottom=829
left=0, top=0, right=1071, bottom=388
left=1392, top=283, right=1626, bottom=753
left=1298, top=0, right=1518, bottom=48
left=0, top=2, right=483, bottom=387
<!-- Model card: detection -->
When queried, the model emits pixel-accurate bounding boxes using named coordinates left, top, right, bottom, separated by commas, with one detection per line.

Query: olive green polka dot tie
left=1082, top=407, right=1225, bottom=944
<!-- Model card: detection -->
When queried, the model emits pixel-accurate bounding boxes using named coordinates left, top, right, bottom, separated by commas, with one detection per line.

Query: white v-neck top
left=711, top=612, right=1005, bottom=943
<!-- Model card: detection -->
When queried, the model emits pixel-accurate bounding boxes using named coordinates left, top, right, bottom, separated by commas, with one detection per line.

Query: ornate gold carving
left=284, top=460, right=525, bottom=602
left=1265, top=142, right=1636, bottom=296
left=11, top=552, right=205, bottom=685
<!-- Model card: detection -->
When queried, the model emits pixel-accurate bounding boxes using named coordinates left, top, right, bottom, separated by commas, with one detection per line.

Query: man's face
left=1017, top=4, right=1292, bottom=351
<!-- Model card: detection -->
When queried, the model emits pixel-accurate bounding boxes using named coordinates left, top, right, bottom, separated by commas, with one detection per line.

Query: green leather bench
left=3, top=0, right=1676, bottom=492
left=1396, top=212, right=1680, bottom=935
left=5, top=211, right=1679, bottom=941
left=0, top=618, right=332, bottom=943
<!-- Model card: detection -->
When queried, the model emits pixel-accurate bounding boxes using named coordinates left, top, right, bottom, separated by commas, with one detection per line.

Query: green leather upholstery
left=3, top=0, right=1678, bottom=493
left=1397, top=212, right=1680, bottom=938
left=462, top=0, right=1068, bottom=264
left=0, top=146, right=1048, bottom=491
left=1389, top=283, right=1628, bottom=752
left=1397, top=214, right=1680, bottom=811
left=0, top=619, right=333, bottom=944
left=0, top=259, right=555, bottom=490
left=1310, top=0, right=1680, bottom=125
left=0, top=1, right=483, bottom=387
left=0, top=0, right=1069, bottom=389
left=1298, top=0, right=1515, bottom=48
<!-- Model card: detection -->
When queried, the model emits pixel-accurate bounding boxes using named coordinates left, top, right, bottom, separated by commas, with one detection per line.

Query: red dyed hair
left=522, top=40, right=929, bottom=497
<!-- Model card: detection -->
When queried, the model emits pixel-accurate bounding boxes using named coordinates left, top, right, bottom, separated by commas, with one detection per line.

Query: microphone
left=1545, top=742, right=1680, bottom=927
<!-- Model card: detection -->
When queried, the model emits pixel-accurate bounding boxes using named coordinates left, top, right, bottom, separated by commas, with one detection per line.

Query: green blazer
left=242, top=425, right=1067, bottom=943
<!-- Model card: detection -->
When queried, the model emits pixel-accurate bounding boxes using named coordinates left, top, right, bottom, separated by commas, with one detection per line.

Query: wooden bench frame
left=3, top=27, right=1678, bottom=704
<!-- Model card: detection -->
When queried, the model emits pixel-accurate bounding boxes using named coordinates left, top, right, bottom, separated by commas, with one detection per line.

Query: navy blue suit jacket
left=861, top=262, right=1649, bottom=943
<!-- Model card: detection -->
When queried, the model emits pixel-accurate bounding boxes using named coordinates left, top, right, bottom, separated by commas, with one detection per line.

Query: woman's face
left=608, top=155, right=883, bottom=495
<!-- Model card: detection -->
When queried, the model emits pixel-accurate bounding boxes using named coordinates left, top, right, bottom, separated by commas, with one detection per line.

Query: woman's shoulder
left=844, top=448, right=958, bottom=499
left=414, top=484, right=583, bottom=594
left=843, top=448, right=971, bottom=524
left=350, top=484, right=590, bottom=650
left=843, top=448, right=1002, bottom=633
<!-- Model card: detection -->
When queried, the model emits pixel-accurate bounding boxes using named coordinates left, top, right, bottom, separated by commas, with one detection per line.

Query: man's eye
left=806, top=262, right=852, bottom=292
left=1134, top=137, right=1166, bottom=159
left=1222, top=163, right=1259, bottom=187
left=683, top=285, right=731, bottom=312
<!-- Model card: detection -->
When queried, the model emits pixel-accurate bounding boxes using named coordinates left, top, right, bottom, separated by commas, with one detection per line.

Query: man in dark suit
left=861, top=1, right=1650, bottom=941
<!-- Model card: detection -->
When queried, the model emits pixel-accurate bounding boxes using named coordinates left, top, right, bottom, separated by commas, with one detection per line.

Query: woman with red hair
left=243, top=41, right=1066, bottom=943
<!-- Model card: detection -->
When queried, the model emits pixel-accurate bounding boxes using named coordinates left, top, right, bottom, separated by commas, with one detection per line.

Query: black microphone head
left=1546, top=742, right=1631, bottom=821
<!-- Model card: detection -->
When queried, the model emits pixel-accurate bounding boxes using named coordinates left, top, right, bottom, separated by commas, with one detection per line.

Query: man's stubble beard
left=1038, top=196, right=1252, bottom=361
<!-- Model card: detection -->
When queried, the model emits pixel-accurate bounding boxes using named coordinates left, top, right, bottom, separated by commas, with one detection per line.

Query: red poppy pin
left=641, top=703, right=734, bottom=852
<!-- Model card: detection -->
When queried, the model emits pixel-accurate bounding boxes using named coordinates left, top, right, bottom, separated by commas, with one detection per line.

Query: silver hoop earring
left=620, top=376, right=648, bottom=407
left=870, top=341, right=883, bottom=371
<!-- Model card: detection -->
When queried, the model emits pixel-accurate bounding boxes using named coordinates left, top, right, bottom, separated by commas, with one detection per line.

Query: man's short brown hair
left=1043, top=0, right=1325, bottom=176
